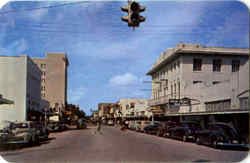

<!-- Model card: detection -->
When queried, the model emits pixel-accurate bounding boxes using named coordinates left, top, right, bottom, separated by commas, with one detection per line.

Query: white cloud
left=109, top=73, right=139, bottom=86
left=206, top=11, right=249, bottom=46
left=68, top=86, right=86, bottom=102
left=28, top=8, right=48, bottom=21
left=9, top=38, right=28, bottom=54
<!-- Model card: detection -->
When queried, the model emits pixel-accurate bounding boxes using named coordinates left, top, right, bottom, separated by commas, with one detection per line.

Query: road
left=0, top=125, right=249, bottom=163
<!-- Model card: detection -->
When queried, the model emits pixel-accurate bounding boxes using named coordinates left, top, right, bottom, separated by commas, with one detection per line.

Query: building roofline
left=146, top=43, right=249, bottom=75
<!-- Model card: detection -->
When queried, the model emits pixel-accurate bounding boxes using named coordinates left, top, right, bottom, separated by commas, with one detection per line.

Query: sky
left=0, top=0, right=249, bottom=115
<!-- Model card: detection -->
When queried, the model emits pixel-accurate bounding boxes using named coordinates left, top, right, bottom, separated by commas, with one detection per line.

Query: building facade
left=146, top=43, right=249, bottom=132
left=0, top=55, right=42, bottom=122
left=119, top=98, right=151, bottom=118
left=32, top=53, right=69, bottom=113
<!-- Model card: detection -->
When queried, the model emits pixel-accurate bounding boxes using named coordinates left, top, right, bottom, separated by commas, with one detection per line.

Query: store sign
left=169, top=98, right=191, bottom=106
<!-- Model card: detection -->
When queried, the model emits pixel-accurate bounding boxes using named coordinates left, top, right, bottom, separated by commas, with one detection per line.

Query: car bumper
left=1, top=140, right=29, bottom=144
left=217, top=142, right=249, bottom=148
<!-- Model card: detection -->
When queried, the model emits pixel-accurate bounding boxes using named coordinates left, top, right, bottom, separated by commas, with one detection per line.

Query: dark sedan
left=195, top=122, right=248, bottom=149
left=143, top=121, right=162, bottom=134
left=166, top=121, right=201, bottom=142
left=156, top=121, right=177, bottom=137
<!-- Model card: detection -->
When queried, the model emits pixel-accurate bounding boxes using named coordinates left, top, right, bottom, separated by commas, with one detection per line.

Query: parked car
left=107, top=120, right=114, bottom=126
left=47, top=121, right=67, bottom=132
left=77, top=119, right=87, bottom=129
left=138, top=121, right=151, bottom=132
left=134, top=121, right=142, bottom=132
left=195, top=122, right=248, bottom=149
left=156, top=121, right=177, bottom=137
left=143, top=121, right=162, bottom=134
left=0, top=121, right=40, bottom=146
left=128, top=121, right=134, bottom=130
left=33, top=121, right=50, bottom=140
left=166, top=121, right=201, bottom=142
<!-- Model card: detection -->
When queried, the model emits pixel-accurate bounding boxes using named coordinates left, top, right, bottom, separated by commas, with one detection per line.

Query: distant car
left=195, top=122, right=248, bottom=149
left=134, top=121, right=142, bottom=132
left=128, top=121, right=137, bottom=130
left=156, top=121, right=177, bottom=137
left=143, top=121, right=162, bottom=134
left=47, top=121, right=66, bottom=132
left=139, top=121, right=151, bottom=132
left=0, top=121, right=40, bottom=146
left=107, top=120, right=114, bottom=126
left=77, top=119, right=87, bottom=129
left=166, top=121, right=201, bottom=142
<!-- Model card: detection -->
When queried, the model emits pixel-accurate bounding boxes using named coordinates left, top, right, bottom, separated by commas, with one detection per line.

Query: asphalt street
left=0, top=125, right=249, bottom=163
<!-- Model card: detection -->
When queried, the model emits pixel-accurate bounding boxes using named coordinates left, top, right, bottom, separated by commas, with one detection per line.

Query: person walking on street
left=95, top=120, right=102, bottom=134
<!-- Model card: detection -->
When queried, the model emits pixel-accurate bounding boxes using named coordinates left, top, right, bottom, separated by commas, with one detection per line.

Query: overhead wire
left=0, top=1, right=90, bottom=15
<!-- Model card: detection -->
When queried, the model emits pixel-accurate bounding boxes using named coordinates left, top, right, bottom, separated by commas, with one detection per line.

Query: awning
left=0, top=97, right=14, bottom=104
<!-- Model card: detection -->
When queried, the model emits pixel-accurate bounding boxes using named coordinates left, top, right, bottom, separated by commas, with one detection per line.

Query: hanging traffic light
left=121, top=1, right=146, bottom=28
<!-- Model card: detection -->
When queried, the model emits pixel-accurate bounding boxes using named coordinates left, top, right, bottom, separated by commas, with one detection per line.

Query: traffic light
left=121, top=1, right=146, bottom=28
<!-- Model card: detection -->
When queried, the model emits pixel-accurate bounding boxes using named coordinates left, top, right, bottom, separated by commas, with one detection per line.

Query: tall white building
left=146, top=43, right=249, bottom=133
left=0, top=55, right=42, bottom=122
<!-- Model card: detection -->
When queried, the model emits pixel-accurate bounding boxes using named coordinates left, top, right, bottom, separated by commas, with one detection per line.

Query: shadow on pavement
left=193, top=159, right=211, bottom=162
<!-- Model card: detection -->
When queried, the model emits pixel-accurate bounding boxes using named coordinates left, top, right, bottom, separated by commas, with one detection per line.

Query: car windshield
left=12, top=123, right=28, bottom=129
left=216, top=124, right=239, bottom=138
left=182, top=122, right=200, bottom=129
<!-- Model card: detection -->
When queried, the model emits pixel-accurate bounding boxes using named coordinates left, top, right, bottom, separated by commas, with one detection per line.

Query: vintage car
left=138, top=121, right=151, bottom=132
left=107, top=120, right=114, bottom=126
left=166, top=121, right=201, bottom=142
left=77, top=119, right=87, bottom=129
left=0, top=121, right=40, bottom=146
left=155, top=121, right=177, bottom=137
left=195, top=122, right=248, bottom=149
left=134, top=121, right=142, bottom=132
left=47, top=121, right=67, bottom=132
left=143, top=121, right=162, bottom=134
left=33, top=122, right=50, bottom=140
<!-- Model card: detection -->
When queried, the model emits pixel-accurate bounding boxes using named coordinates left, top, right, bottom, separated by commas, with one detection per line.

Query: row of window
left=152, top=60, right=180, bottom=80
left=193, top=81, right=221, bottom=85
left=193, top=59, right=240, bottom=72
left=40, top=63, right=46, bottom=69
left=153, top=81, right=180, bottom=99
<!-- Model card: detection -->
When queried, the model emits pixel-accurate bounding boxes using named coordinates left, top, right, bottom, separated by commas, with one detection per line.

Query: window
left=213, top=59, right=221, bottom=72
left=193, top=81, right=203, bottom=84
left=193, top=58, right=202, bottom=71
left=40, top=64, right=46, bottom=69
left=232, top=60, right=240, bottom=72
left=212, top=81, right=220, bottom=85
left=41, top=93, right=45, bottom=97
left=42, top=71, right=46, bottom=76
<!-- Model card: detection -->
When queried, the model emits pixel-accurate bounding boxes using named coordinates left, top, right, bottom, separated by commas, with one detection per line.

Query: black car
left=195, top=122, right=248, bottom=149
left=166, top=121, right=201, bottom=142
left=143, top=121, right=162, bottom=134
left=156, top=121, right=177, bottom=137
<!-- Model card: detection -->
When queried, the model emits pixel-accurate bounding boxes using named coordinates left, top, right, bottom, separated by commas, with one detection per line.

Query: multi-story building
left=32, top=53, right=69, bottom=119
left=119, top=98, right=151, bottom=119
left=146, top=43, right=249, bottom=132
left=0, top=55, right=42, bottom=122
left=98, top=103, right=119, bottom=120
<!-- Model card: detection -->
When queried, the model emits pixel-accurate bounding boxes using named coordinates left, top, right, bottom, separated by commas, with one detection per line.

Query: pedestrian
left=95, top=120, right=102, bottom=134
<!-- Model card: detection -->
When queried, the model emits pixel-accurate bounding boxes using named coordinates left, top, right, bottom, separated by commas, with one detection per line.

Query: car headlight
left=232, top=140, right=238, bottom=144
left=217, top=136, right=224, bottom=141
